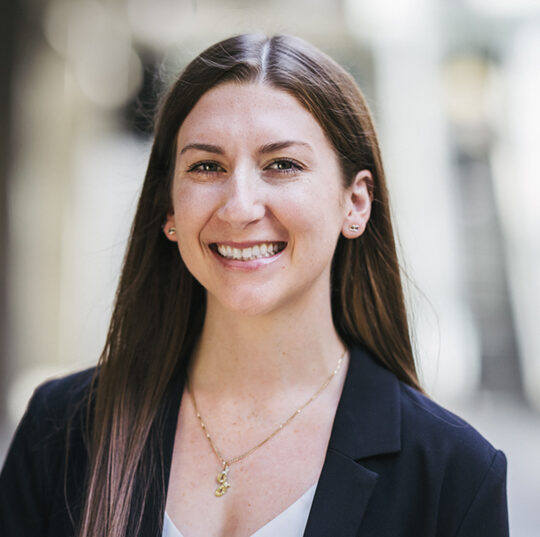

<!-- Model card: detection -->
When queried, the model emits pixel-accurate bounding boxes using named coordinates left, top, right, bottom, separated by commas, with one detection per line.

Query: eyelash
left=186, top=158, right=304, bottom=176
left=187, top=161, right=223, bottom=175
left=266, top=159, right=304, bottom=173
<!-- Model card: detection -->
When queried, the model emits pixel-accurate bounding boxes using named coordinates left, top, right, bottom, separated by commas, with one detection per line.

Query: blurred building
left=1, top=0, right=539, bottom=534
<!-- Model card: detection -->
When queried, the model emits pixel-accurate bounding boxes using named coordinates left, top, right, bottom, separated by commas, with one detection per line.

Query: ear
left=163, top=213, right=178, bottom=242
left=341, top=170, right=372, bottom=239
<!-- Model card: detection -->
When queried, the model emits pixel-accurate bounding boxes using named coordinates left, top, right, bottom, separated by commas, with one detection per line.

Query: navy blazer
left=0, top=347, right=509, bottom=536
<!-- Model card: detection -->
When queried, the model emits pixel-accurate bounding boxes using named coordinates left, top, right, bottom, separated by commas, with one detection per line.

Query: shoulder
left=397, top=381, right=505, bottom=475
left=333, top=347, right=510, bottom=535
left=29, top=367, right=96, bottom=411
left=24, top=367, right=97, bottom=430
left=396, top=384, right=508, bottom=534
left=10, top=367, right=97, bottom=458
left=350, top=347, right=503, bottom=471
left=395, top=380, right=507, bottom=529
left=345, top=350, right=508, bottom=534
left=347, top=347, right=503, bottom=469
left=0, top=368, right=96, bottom=535
left=345, top=348, right=507, bottom=508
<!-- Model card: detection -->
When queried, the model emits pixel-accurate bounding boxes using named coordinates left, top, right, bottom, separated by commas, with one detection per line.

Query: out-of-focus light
left=467, top=0, right=540, bottom=18
left=74, top=38, right=143, bottom=109
left=43, top=0, right=107, bottom=58
left=43, top=0, right=143, bottom=108
left=443, top=56, right=493, bottom=127
left=127, top=0, right=195, bottom=49
left=344, top=0, right=431, bottom=44
left=503, top=23, right=540, bottom=235
left=495, top=22, right=540, bottom=409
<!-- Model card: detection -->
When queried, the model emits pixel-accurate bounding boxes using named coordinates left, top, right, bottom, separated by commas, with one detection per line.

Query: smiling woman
left=165, top=83, right=370, bottom=318
left=0, top=34, right=508, bottom=537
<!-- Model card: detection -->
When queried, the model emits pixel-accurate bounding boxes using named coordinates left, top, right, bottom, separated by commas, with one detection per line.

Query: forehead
left=176, top=82, right=332, bottom=150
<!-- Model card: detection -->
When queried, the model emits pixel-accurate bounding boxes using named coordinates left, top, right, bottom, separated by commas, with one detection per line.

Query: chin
left=208, top=288, right=286, bottom=318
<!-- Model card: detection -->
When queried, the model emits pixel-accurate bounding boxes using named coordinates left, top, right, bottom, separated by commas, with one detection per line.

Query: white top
left=163, top=483, right=317, bottom=537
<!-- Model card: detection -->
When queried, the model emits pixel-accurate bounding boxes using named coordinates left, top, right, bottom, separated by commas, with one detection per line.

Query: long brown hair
left=77, top=33, right=420, bottom=537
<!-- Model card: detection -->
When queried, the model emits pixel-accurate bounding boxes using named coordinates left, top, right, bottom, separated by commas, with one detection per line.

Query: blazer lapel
left=303, top=347, right=402, bottom=537
left=302, top=449, right=378, bottom=537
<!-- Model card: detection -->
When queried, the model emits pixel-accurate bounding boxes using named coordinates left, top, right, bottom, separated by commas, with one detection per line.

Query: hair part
left=77, top=33, right=420, bottom=537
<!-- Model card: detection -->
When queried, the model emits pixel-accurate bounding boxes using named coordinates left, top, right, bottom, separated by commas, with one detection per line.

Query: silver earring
left=167, top=227, right=176, bottom=235
left=349, top=224, right=360, bottom=232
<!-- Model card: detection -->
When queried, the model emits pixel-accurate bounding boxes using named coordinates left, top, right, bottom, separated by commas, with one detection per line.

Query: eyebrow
left=257, top=140, right=313, bottom=154
left=179, top=140, right=313, bottom=156
left=180, top=143, right=225, bottom=155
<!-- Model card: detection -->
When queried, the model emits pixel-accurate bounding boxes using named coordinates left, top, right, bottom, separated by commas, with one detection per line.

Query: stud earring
left=349, top=224, right=360, bottom=232
left=167, top=227, right=177, bottom=235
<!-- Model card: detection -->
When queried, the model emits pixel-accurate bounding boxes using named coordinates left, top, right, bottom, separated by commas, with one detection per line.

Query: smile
left=212, top=242, right=287, bottom=261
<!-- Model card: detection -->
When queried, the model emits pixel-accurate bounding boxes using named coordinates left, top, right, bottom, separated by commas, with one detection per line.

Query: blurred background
left=0, top=0, right=539, bottom=534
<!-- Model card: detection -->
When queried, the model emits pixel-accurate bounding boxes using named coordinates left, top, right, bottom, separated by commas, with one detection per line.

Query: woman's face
left=165, top=82, right=371, bottom=317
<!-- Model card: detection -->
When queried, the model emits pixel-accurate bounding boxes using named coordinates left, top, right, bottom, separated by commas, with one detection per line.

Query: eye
left=266, top=159, right=304, bottom=173
left=187, top=161, right=225, bottom=174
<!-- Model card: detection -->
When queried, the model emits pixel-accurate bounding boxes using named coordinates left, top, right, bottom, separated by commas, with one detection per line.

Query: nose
left=216, top=168, right=266, bottom=228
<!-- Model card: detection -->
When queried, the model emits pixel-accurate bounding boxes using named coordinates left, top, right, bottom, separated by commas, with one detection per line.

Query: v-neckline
left=163, top=483, right=318, bottom=537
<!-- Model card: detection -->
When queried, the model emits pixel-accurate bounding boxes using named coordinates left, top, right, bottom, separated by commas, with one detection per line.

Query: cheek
left=172, top=181, right=201, bottom=213
left=279, top=188, right=344, bottom=237
left=172, top=182, right=218, bottom=232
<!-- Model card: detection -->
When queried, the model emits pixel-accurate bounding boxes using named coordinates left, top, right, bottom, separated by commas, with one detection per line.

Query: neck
left=189, top=294, right=346, bottom=398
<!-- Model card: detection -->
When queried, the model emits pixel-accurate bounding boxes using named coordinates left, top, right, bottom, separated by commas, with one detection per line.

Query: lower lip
left=210, top=247, right=286, bottom=270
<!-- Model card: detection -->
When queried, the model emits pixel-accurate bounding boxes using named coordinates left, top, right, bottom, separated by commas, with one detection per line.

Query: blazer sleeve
left=0, top=386, right=56, bottom=536
left=454, top=450, right=509, bottom=537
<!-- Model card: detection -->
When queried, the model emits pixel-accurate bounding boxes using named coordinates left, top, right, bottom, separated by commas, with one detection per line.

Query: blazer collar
left=303, top=346, right=402, bottom=537
left=328, top=346, right=402, bottom=459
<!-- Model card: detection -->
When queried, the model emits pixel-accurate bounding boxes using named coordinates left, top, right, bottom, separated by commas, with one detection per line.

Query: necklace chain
left=187, top=349, right=346, bottom=497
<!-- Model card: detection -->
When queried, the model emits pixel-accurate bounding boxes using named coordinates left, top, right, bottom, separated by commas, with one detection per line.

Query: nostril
left=216, top=181, right=265, bottom=224
left=217, top=201, right=266, bottom=226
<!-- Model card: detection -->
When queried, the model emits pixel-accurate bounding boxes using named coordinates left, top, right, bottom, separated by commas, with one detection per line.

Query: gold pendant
left=215, top=465, right=230, bottom=497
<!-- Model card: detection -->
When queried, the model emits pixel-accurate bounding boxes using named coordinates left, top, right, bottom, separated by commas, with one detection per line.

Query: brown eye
left=267, top=159, right=303, bottom=172
left=188, top=161, right=223, bottom=174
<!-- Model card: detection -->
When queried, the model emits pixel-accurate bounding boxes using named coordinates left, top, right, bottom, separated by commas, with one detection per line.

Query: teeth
left=216, top=242, right=285, bottom=261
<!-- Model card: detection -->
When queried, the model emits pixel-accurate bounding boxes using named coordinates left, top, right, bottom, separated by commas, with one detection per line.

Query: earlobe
left=342, top=170, right=372, bottom=239
left=163, top=215, right=178, bottom=242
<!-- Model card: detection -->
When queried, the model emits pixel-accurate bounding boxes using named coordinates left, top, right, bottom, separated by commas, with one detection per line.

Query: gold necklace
left=187, top=349, right=346, bottom=497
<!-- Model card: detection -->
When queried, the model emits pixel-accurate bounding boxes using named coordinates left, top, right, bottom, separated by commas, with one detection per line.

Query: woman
left=0, top=34, right=508, bottom=537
